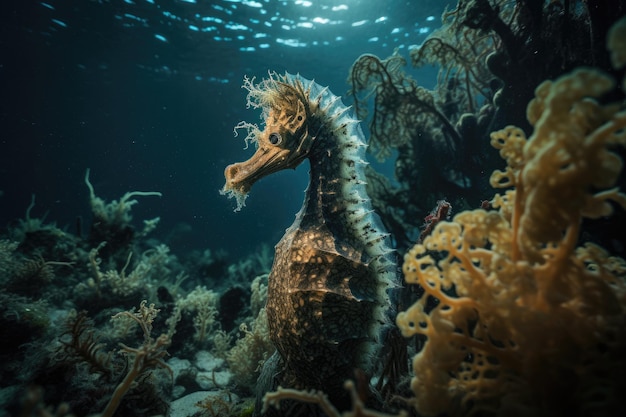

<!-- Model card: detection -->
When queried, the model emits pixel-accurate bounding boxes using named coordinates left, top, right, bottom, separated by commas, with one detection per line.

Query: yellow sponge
left=397, top=21, right=626, bottom=416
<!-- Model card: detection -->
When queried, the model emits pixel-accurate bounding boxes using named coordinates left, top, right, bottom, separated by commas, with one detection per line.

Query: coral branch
left=397, top=27, right=626, bottom=415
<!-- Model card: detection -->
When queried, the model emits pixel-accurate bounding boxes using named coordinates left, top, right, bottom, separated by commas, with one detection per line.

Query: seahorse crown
left=235, top=74, right=316, bottom=149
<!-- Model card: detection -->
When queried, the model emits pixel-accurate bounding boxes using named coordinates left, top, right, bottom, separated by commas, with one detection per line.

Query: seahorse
left=221, top=72, right=396, bottom=413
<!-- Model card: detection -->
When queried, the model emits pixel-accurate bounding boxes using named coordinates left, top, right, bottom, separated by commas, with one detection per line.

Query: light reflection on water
left=30, top=0, right=443, bottom=86
left=38, top=2, right=436, bottom=48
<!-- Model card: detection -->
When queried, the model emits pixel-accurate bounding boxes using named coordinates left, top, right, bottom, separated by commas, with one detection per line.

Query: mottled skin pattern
left=222, top=73, right=395, bottom=413
left=268, top=203, right=378, bottom=393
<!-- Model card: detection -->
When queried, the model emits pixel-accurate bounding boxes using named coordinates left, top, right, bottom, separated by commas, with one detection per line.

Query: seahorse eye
left=269, top=132, right=282, bottom=145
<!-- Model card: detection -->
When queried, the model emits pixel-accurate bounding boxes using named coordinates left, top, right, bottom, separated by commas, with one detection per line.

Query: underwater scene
left=1, top=0, right=626, bottom=416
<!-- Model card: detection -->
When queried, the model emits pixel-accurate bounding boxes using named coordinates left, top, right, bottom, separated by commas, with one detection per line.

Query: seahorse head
left=221, top=73, right=318, bottom=211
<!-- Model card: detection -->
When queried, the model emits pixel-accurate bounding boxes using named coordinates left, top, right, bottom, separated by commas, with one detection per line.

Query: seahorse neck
left=293, top=120, right=389, bottom=264
left=298, top=132, right=366, bottom=225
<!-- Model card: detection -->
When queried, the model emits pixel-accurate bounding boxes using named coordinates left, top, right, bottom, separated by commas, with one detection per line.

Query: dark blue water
left=0, top=0, right=445, bottom=259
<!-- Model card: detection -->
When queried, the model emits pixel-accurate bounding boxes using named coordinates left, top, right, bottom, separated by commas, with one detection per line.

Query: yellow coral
left=397, top=22, right=626, bottom=416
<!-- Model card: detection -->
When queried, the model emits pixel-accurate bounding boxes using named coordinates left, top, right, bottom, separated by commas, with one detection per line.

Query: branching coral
left=226, top=307, right=274, bottom=392
left=348, top=0, right=622, bottom=253
left=101, top=300, right=172, bottom=417
left=82, top=242, right=172, bottom=300
left=349, top=52, right=461, bottom=162
left=348, top=7, right=499, bottom=249
left=84, top=169, right=162, bottom=229
left=6, top=254, right=72, bottom=297
left=42, top=303, right=171, bottom=417
left=349, top=1, right=505, bottom=162
left=396, top=20, right=626, bottom=416
left=249, top=273, right=268, bottom=318
left=450, top=0, right=620, bottom=128
left=57, top=311, right=114, bottom=380
left=175, top=285, right=220, bottom=345
left=1, top=231, right=74, bottom=297
left=263, top=380, right=405, bottom=417
left=348, top=52, right=472, bottom=250
left=410, top=4, right=499, bottom=114
left=84, top=169, right=162, bottom=263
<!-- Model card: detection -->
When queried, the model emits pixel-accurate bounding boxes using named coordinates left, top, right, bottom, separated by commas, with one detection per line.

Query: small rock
left=170, top=391, right=239, bottom=417
left=194, top=350, right=224, bottom=371
left=196, top=369, right=232, bottom=390
left=167, top=357, right=192, bottom=381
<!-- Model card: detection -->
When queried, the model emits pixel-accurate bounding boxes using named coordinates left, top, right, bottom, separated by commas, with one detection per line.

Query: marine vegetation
left=349, top=0, right=626, bottom=252
left=0, top=168, right=275, bottom=416
left=2, top=2, right=626, bottom=417
left=222, top=73, right=397, bottom=415
left=396, top=16, right=626, bottom=417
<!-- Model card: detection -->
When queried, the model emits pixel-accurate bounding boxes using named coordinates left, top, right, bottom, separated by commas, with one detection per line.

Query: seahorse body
left=222, top=73, right=396, bottom=413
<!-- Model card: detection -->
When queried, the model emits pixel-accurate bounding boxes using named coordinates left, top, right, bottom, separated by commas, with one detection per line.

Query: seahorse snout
left=224, top=163, right=240, bottom=186
left=220, top=162, right=253, bottom=211
left=223, top=161, right=253, bottom=196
